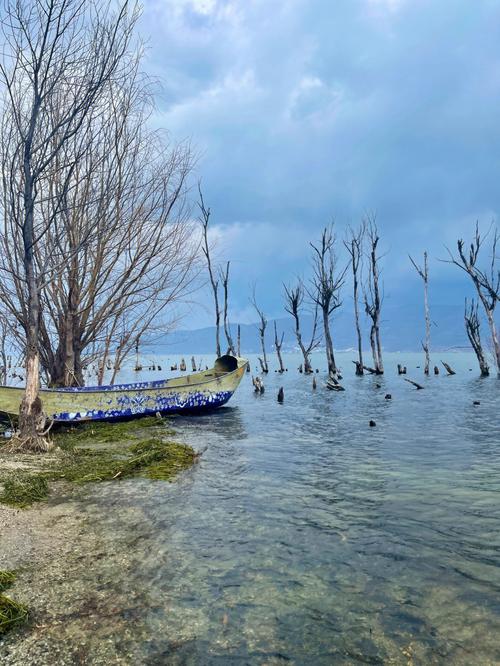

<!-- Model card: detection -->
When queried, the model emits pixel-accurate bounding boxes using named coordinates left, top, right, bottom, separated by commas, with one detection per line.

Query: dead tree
left=363, top=219, right=384, bottom=374
left=0, top=0, right=137, bottom=450
left=250, top=288, right=269, bottom=373
left=344, top=225, right=365, bottom=375
left=283, top=281, right=319, bottom=373
left=220, top=261, right=235, bottom=355
left=464, top=299, right=490, bottom=376
left=409, top=251, right=431, bottom=375
left=441, top=361, right=456, bottom=376
left=404, top=378, right=425, bottom=390
left=199, top=186, right=221, bottom=358
left=446, top=223, right=499, bottom=373
left=310, top=226, right=346, bottom=379
left=274, top=321, right=285, bottom=373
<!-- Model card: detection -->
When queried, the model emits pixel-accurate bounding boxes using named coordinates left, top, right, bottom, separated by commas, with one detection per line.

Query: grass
left=0, top=571, right=28, bottom=636
left=0, top=417, right=197, bottom=508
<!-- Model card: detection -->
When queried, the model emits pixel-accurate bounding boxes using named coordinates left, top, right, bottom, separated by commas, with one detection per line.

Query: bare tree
left=363, top=219, right=384, bottom=374
left=409, top=251, right=431, bottom=375
left=0, top=0, right=138, bottom=449
left=273, top=321, right=285, bottom=373
left=198, top=186, right=221, bottom=358
left=283, top=281, right=319, bottom=373
left=446, top=223, right=499, bottom=373
left=344, top=225, right=365, bottom=375
left=464, top=299, right=490, bottom=376
left=250, top=288, right=269, bottom=373
left=220, top=261, right=235, bottom=355
left=310, top=226, right=346, bottom=380
left=1, top=53, right=198, bottom=390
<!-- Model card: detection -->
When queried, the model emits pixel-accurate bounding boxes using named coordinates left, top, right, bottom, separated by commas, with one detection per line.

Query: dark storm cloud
left=141, top=0, right=500, bottom=322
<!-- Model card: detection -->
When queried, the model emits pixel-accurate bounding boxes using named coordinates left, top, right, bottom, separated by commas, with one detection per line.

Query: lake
left=73, top=350, right=500, bottom=664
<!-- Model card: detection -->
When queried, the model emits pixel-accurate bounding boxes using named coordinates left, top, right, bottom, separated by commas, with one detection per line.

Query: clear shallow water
left=82, top=352, right=500, bottom=664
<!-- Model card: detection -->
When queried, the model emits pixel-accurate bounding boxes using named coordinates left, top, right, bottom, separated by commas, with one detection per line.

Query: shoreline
left=0, top=419, right=198, bottom=664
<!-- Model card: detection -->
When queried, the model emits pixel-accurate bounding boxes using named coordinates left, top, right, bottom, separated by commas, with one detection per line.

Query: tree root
left=3, top=432, right=54, bottom=454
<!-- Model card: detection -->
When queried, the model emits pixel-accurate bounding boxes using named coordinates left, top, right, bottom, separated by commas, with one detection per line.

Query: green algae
left=0, top=475, right=49, bottom=509
left=0, top=418, right=197, bottom=508
left=0, top=571, right=16, bottom=592
left=54, top=416, right=169, bottom=450
left=0, top=571, right=28, bottom=636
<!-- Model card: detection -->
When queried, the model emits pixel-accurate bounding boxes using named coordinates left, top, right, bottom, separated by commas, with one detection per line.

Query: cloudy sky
left=139, top=0, right=500, bottom=327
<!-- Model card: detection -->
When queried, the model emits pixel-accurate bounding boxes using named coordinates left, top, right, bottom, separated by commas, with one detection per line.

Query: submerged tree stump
left=252, top=376, right=265, bottom=394
left=353, top=361, right=364, bottom=375
left=441, top=361, right=456, bottom=375
left=326, top=375, right=345, bottom=391
left=404, top=378, right=425, bottom=389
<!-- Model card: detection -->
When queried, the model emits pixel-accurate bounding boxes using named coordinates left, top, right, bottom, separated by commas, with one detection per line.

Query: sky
left=139, top=0, right=500, bottom=328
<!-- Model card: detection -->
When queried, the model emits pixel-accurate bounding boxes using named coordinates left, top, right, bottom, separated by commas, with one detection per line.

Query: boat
left=0, top=355, right=248, bottom=423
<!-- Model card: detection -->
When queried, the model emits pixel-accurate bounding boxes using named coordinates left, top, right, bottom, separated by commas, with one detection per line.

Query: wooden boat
left=0, top=355, right=248, bottom=423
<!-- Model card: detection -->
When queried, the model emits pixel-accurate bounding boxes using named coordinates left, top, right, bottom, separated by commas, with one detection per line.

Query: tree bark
left=322, top=306, right=337, bottom=377
left=364, top=221, right=384, bottom=374
left=465, top=299, right=489, bottom=376
left=274, top=321, right=285, bottom=373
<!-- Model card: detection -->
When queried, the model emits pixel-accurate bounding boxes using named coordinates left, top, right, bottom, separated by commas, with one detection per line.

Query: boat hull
left=0, top=356, right=248, bottom=423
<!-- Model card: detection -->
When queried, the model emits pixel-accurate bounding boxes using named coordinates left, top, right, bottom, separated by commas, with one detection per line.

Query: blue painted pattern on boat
left=51, top=389, right=233, bottom=421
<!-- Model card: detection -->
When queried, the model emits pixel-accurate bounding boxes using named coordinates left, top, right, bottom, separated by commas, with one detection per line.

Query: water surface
left=81, top=351, right=500, bottom=664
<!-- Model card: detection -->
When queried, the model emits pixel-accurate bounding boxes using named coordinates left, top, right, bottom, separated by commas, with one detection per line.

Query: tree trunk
left=323, top=307, right=337, bottom=377
left=423, top=255, right=431, bottom=375
left=274, top=321, right=285, bottom=373
left=485, top=309, right=500, bottom=374
left=353, top=278, right=363, bottom=375
left=17, top=140, right=49, bottom=449
left=374, top=323, right=384, bottom=374
left=18, top=270, right=49, bottom=450
left=295, top=321, right=312, bottom=373
left=259, top=331, right=268, bottom=373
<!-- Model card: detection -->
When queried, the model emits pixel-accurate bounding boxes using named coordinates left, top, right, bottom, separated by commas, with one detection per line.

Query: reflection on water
left=75, top=353, right=500, bottom=662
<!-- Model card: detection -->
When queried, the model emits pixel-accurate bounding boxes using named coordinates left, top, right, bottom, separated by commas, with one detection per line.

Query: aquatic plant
left=0, top=419, right=196, bottom=508
left=0, top=475, right=49, bottom=508
left=0, top=571, right=28, bottom=636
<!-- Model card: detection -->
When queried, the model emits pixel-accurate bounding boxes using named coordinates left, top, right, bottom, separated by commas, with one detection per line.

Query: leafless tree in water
left=363, top=218, right=384, bottom=374
left=446, top=223, right=499, bottom=374
left=344, top=225, right=365, bottom=375
left=0, top=0, right=139, bottom=450
left=310, top=226, right=346, bottom=381
left=220, top=261, right=235, bottom=355
left=273, top=321, right=285, bottom=373
left=198, top=186, right=221, bottom=358
left=283, top=281, right=319, bottom=373
left=464, top=298, right=490, bottom=376
left=409, top=251, right=431, bottom=375
left=250, top=287, right=269, bottom=373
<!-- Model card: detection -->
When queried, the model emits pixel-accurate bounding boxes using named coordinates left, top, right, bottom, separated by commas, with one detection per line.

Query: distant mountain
left=154, top=303, right=488, bottom=354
